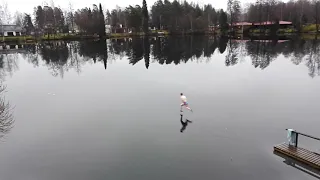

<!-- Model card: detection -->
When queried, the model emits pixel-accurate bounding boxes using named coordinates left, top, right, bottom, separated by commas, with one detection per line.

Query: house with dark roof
left=0, top=25, right=23, bottom=37
left=229, top=22, right=253, bottom=34
left=252, top=21, right=293, bottom=28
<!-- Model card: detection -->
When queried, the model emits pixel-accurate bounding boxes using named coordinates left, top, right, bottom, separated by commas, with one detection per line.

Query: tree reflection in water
left=0, top=83, right=14, bottom=140
left=1, top=36, right=320, bottom=78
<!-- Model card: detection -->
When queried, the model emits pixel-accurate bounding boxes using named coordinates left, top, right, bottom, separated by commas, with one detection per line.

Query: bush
left=301, top=24, right=320, bottom=33
left=278, top=28, right=295, bottom=33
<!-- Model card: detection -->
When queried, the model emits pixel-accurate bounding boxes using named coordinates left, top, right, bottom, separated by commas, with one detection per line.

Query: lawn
left=0, top=31, right=170, bottom=42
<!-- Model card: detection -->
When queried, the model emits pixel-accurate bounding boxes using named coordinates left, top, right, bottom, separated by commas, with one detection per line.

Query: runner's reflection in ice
left=180, top=114, right=192, bottom=133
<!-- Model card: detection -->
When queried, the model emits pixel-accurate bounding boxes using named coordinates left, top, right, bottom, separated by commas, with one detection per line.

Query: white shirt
left=181, top=95, right=187, bottom=102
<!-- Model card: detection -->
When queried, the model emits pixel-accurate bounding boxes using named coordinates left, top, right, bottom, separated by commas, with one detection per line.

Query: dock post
left=287, top=129, right=298, bottom=147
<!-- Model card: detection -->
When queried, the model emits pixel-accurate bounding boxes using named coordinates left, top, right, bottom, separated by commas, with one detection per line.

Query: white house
left=105, top=25, right=111, bottom=34
left=0, top=25, right=23, bottom=36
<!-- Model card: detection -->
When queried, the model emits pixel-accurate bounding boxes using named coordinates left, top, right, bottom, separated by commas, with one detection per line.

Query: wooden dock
left=274, top=143, right=320, bottom=170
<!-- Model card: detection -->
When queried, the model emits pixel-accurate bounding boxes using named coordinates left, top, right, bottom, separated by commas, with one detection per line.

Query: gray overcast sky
left=8, top=0, right=260, bottom=15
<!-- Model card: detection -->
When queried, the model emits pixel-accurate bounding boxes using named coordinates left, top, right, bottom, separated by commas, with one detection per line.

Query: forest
left=1, top=0, right=320, bottom=38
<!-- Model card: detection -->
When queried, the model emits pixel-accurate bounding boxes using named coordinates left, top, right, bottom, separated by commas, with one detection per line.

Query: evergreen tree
left=35, top=6, right=44, bottom=29
left=219, top=9, right=229, bottom=34
left=142, top=0, right=149, bottom=35
left=99, top=3, right=106, bottom=38
left=23, top=14, right=34, bottom=35
left=125, top=5, right=143, bottom=32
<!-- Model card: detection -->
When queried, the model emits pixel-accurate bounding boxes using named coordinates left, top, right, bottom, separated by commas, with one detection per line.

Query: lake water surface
left=0, top=37, right=319, bottom=180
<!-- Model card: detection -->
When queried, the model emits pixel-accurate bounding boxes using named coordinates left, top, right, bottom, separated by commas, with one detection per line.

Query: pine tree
left=99, top=4, right=106, bottom=38
left=35, top=6, right=44, bottom=29
left=219, top=9, right=229, bottom=34
left=23, top=14, right=34, bottom=35
left=142, top=0, right=149, bottom=35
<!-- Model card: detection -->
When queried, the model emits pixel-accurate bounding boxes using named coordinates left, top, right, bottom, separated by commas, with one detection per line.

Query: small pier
left=274, top=129, right=320, bottom=170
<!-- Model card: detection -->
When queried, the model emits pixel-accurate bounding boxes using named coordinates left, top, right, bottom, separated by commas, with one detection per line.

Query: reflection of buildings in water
left=231, top=39, right=290, bottom=43
left=0, top=48, right=20, bottom=80
left=0, top=43, right=26, bottom=78
left=0, top=44, right=26, bottom=54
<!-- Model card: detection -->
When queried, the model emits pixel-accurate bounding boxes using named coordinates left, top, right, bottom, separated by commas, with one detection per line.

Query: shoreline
left=0, top=31, right=319, bottom=43
left=0, top=31, right=171, bottom=43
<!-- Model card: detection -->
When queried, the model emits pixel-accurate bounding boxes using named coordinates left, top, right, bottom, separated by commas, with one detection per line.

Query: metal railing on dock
left=285, top=128, right=320, bottom=147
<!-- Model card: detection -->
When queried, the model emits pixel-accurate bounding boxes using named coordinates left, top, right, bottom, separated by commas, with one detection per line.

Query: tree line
left=106, top=0, right=228, bottom=33
left=6, top=0, right=228, bottom=35
left=4, top=2, right=105, bottom=38
left=102, top=0, right=320, bottom=33
left=35, top=3, right=106, bottom=37
left=242, top=0, right=320, bottom=31
left=4, top=0, right=320, bottom=35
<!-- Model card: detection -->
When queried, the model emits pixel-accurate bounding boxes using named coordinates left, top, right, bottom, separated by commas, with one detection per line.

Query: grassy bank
left=301, top=24, right=320, bottom=33
left=1, top=33, right=99, bottom=42
left=0, top=30, right=171, bottom=42
left=300, top=33, right=320, bottom=40
left=108, top=30, right=169, bottom=38
left=2, top=27, right=320, bottom=43
left=217, top=24, right=320, bottom=36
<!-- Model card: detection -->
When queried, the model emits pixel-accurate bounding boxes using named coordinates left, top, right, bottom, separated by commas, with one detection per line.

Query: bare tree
left=68, top=1, right=74, bottom=33
left=0, top=1, right=11, bottom=24
left=227, top=0, right=234, bottom=25
left=50, top=0, right=57, bottom=35
left=13, top=11, right=23, bottom=26
left=233, top=0, right=241, bottom=22
left=0, top=0, right=11, bottom=40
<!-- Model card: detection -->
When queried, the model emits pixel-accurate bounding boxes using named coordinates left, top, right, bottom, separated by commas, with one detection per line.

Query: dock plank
left=278, top=144, right=320, bottom=164
left=283, top=146, right=319, bottom=163
left=275, top=145, right=320, bottom=165
left=274, top=143, right=320, bottom=170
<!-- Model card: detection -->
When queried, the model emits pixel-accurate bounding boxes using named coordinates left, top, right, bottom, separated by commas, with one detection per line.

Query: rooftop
left=231, top=21, right=293, bottom=26
left=231, top=22, right=253, bottom=26
left=0, top=25, right=23, bottom=32
left=253, top=21, right=292, bottom=25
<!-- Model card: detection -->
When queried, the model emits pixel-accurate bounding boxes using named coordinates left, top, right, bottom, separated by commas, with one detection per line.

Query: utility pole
left=280, top=3, right=283, bottom=21
left=189, top=14, right=193, bottom=31
left=159, top=15, right=162, bottom=30
left=0, top=8, right=4, bottom=42
left=290, top=12, right=292, bottom=22
left=2, top=24, right=4, bottom=42
left=208, top=12, right=210, bottom=26
left=69, top=2, right=74, bottom=33
left=300, top=1, right=304, bottom=28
